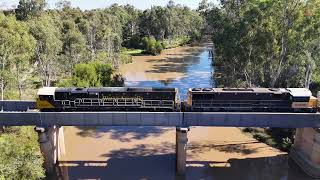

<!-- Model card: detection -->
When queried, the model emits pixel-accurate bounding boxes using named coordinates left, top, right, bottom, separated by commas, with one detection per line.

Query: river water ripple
left=59, top=43, right=312, bottom=180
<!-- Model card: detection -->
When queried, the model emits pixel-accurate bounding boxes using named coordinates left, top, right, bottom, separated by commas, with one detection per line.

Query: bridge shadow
left=188, top=141, right=262, bottom=155
left=58, top=154, right=312, bottom=180
left=75, top=126, right=172, bottom=142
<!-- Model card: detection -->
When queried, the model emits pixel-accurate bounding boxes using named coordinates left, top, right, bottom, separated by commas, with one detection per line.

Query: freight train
left=36, top=87, right=318, bottom=112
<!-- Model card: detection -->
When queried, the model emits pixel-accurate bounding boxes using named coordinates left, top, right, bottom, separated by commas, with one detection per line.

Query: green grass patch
left=122, top=49, right=144, bottom=56
left=242, top=127, right=294, bottom=152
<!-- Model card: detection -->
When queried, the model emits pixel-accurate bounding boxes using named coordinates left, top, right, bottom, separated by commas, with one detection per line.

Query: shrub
left=154, top=41, right=164, bottom=55
left=120, top=53, right=133, bottom=64
left=0, top=127, right=45, bottom=179
left=57, top=61, right=124, bottom=88
left=141, top=36, right=163, bottom=55
left=72, top=63, right=99, bottom=87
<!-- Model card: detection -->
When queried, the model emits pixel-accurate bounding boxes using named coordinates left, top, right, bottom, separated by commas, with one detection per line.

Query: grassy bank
left=122, top=49, right=144, bottom=56
left=242, top=128, right=295, bottom=152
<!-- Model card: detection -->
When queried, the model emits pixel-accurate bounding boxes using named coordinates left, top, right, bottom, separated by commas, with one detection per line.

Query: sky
left=0, top=0, right=219, bottom=10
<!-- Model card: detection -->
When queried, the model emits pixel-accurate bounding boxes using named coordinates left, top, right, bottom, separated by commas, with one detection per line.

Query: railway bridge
left=0, top=100, right=320, bottom=178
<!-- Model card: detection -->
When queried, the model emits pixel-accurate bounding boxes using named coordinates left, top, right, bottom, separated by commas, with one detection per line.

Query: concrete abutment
left=291, top=128, right=320, bottom=178
left=176, top=127, right=190, bottom=176
left=35, top=126, right=65, bottom=175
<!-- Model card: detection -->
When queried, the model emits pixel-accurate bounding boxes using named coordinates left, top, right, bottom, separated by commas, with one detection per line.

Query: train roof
left=188, top=88, right=284, bottom=93
left=188, top=88, right=312, bottom=97
left=54, top=87, right=178, bottom=93
left=37, top=87, right=56, bottom=96
left=287, top=88, right=312, bottom=97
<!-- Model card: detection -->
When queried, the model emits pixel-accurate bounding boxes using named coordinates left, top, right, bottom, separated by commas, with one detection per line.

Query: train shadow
left=58, top=154, right=312, bottom=180
left=75, top=126, right=172, bottom=142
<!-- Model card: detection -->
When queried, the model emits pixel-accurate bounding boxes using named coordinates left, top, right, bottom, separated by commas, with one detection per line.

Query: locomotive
left=186, top=88, right=317, bottom=112
left=37, top=87, right=179, bottom=111
left=36, top=87, right=318, bottom=112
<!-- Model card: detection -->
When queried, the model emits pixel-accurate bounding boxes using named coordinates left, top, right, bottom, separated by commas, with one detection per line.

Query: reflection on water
left=59, top=126, right=313, bottom=180
left=59, top=44, right=312, bottom=180
left=121, top=44, right=214, bottom=99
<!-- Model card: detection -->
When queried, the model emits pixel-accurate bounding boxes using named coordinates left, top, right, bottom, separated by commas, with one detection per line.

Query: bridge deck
left=0, top=112, right=319, bottom=127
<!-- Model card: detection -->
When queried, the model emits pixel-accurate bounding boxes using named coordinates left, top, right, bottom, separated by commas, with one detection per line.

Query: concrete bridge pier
left=290, top=128, right=320, bottom=178
left=35, top=126, right=66, bottom=175
left=176, top=127, right=190, bottom=176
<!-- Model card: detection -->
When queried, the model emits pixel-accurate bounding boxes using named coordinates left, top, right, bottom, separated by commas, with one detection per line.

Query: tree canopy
left=208, top=0, right=320, bottom=89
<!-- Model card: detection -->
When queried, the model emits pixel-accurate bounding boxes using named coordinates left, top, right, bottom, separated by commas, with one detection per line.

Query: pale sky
left=0, top=0, right=219, bottom=10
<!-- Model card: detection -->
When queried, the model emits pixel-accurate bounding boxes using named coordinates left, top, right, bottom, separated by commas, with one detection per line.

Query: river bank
left=59, top=44, right=312, bottom=179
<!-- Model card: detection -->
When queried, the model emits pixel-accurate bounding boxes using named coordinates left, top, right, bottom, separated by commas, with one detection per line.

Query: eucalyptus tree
left=29, top=15, right=62, bottom=87
left=211, top=0, right=320, bottom=88
left=299, top=0, right=320, bottom=88
left=0, top=13, right=36, bottom=100
left=61, top=19, right=87, bottom=73
left=15, top=0, right=46, bottom=20
left=55, top=0, right=71, bottom=10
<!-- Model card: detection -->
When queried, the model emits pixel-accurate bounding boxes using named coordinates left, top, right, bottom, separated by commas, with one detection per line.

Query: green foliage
left=29, top=14, right=63, bottom=87
left=190, top=31, right=201, bottom=43
left=0, top=2, right=205, bottom=179
left=60, top=20, right=88, bottom=72
left=210, top=0, right=320, bottom=88
left=72, top=63, right=99, bottom=87
left=55, top=78, right=73, bottom=87
left=119, top=53, right=133, bottom=64
left=92, top=61, right=114, bottom=86
left=141, top=36, right=163, bottom=55
left=58, top=61, right=123, bottom=87
left=243, top=128, right=295, bottom=151
left=0, top=13, right=36, bottom=100
left=0, top=127, right=45, bottom=179
left=163, top=35, right=190, bottom=49
left=122, top=48, right=143, bottom=56
left=155, top=41, right=164, bottom=54
left=16, top=0, right=46, bottom=20
left=139, top=3, right=204, bottom=40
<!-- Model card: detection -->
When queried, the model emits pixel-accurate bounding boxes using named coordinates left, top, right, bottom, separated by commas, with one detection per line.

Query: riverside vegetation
left=0, top=0, right=204, bottom=178
left=201, top=0, right=320, bottom=152
left=0, top=0, right=320, bottom=178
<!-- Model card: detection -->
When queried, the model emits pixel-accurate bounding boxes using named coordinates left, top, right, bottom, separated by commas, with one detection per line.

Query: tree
left=93, top=62, right=114, bottom=86
left=198, top=0, right=209, bottom=13
left=210, top=0, right=320, bottom=88
left=55, top=0, right=71, bottom=10
left=64, top=61, right=115, bottom=87
left=72, top=63, right=99, bottom=87
left=29, top=15, right=62, bottom=87
left=15, top=0, right=46, bottom=20
left=61, top=20, right=87, bottom=73
left=0, top=13, right=36, bottom=100
left=0, top=127, right=45, bottom=179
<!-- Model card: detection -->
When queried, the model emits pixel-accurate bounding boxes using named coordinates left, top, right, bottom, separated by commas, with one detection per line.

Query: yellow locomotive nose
left=309, top=96, right=318, bottom=109
left=36, top=98, right=55, bottom=109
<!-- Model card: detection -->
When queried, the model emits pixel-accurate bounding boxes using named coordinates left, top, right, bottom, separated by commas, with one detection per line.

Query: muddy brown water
left=59, top=44, right=312, bottom=180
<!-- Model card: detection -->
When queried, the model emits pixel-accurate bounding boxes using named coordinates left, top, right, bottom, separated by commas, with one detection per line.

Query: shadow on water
left=76, top=126, right=171, bottom=142
left=58, top=153, right=312, bottom=180
left=125, top=47, right=214, bottom=99
left=145, top=56, right=201, bottom=74
left=188, top=140, right=263, bottom=155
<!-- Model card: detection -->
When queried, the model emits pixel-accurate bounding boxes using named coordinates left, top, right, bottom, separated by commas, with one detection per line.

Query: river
left=59, top=43, right=312, bottom=180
